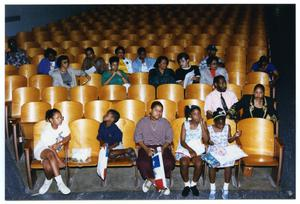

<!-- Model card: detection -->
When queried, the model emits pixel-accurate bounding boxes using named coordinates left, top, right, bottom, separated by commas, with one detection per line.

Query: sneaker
left=190, top=185, right=199, bottom=196
left=57, top=182, right=71, bottom=194
left=222, top=189, right=229, bottom=199
left=38, top=178, right=53, bottom=195
left=181, top=186, right=190, bottom=197
left=209, top=190, right=216, bottom=200
left=160, top=187, right=170, bottom=195
left=142, top=179, right=152, bottom=193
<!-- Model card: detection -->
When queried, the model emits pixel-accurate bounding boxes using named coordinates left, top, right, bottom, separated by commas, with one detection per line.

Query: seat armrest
left=274, top=137, right=283, bottom=158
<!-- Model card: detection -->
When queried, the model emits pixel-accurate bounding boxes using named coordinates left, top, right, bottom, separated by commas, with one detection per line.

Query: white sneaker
left=57, top=182, right=71, bottom=194
left=222, top=189, right=229, bottom=199
left=161, top=187, right=170, bottom=195
left=209, top=190, right=216, bottom=200
left=38, top=178, right=53, bottom=195
left=142, top=179, right=152, bottom=193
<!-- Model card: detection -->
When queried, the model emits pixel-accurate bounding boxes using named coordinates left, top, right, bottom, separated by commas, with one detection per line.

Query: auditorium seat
left=237, top=118, right=283, bottom=186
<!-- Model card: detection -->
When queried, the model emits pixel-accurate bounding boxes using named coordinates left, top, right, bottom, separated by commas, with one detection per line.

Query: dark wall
left=5, top=5, right=94, bottom=37
left=265, top=4, right=296, bottom=196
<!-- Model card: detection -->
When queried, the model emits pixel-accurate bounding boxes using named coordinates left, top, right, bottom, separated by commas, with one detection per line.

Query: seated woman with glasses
left=200, top=56, right=229, bottom=85
left=50, top=55, right=90, bottom=88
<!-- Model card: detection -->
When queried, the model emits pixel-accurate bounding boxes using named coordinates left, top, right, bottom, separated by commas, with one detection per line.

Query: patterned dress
left=175, top=120, right=205, bottom=160
left=207, top=124, right=235, bottom=168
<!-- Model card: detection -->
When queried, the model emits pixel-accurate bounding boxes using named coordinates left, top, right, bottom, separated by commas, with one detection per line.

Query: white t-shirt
left=34, top=120, right=70, bottom=160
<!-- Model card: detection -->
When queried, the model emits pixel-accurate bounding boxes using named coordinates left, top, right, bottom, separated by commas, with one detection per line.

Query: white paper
left=85, top=66, right=97, bottom=74
left=176, top=139, right=206, bottom=157
left=97, top=146, right=109, bottom=180
left=183, top=70, right=195, bottom=89
left=210, top=144, right=248, bottom=165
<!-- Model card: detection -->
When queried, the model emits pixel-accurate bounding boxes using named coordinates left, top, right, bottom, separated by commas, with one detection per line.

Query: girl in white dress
left=34, top=109, right=71, bottom=195
left=207, top=108, right=241, bottom=200
left=175, top=105, right=209, bottom=197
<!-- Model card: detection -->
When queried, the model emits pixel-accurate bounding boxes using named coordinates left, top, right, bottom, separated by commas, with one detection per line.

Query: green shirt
left=102, top=70, right=129, bottom=85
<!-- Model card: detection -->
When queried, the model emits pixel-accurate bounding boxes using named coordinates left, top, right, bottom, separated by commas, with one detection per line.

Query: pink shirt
left=204, top=89, right=238, bottom=115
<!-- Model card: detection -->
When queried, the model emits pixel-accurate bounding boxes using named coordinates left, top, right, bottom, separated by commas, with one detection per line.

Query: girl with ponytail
left=175, top=105, right=209, bottom=197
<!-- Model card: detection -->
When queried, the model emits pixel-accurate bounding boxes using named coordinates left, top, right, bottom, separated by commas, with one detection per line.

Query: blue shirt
left=38, top=58, right=57, bottom=75
left=251, top=62, right=277, bottom=79
left=96, top=122, right=122, bottom=146
left=132, top=57, right=156, bottom=73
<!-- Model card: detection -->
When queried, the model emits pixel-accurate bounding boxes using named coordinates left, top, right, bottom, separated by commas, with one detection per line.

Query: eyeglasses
left=62, top=61, right=69, bottom=64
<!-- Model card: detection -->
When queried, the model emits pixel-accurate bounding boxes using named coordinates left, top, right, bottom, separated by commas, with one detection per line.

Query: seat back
left=29, top=75, right=53, bottom=98
left=113, top=99, right=146, bottom=124
left=11, top=87, right=40, bottom=118
left=237, top=118, right=274, bottom=156
left=70, top=85, right=98, bottom=110
left=246, top=71, right=270, bottom=86
left=5, top=75, right=27, bottom=102
left=227, top=83, right=242, bottom=100
left=128, top=84, right=156, bottom=109
left=99, top=85, right=127, bottom=101
left=116, top=118, right=136, bottom=149
left=129, top=72, right=149, bottom=85
left=54, top=101, right=83, bottom=123
left=185, top=83, right=212, bottom=101
left=84, top=100, right=112, bottom=122
left=69, top=119, right=100, bottom=158
left=79, top=73, right=102, bottom=90
left=18, top=64, right=38, bottom=84
left=157, top=84, right=184, bottom=104
left=171, top=118, right=186, bottom=154
left=41, top=86, right=69, bottom=107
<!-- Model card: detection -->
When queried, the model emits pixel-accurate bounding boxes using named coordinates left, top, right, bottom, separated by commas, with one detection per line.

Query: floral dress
left=175, top=120, right=205, bottom=160
left=207, top=124, right=235, bottom=168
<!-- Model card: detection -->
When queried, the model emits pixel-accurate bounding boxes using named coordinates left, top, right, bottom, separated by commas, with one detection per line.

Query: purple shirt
left=134, top=117, right=173, bottom=146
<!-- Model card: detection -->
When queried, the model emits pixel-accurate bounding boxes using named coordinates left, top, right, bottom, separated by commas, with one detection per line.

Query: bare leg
left=180, top=157, right=190, bottom=182
left=42, top=159, right=54, bottom=180
left=209, top=167, right=216, bottom=183
left=224, top=167, right=232, bottom=183
left=191, top=156, right=203, bottom=182
left=41, top=149, right=60, bottom=177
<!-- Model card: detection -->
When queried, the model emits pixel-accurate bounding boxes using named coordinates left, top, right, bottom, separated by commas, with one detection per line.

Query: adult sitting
left=132, top=47, right=156, bottom=72
left=5, top=38, right=29, bottom=68
left=251, top=55, right=279, bottom=87
left=148, top=56, right=176, bottom=88
left=102, top=56, right=129, bottom=85
left=94, top=57, right=108, bottom=75
left=38, top=48, right=57, bottom=75
left=134, top=101, right=175, bottom=195
left=81, top=47, right=96, bottom=71
left=115, top=46, right=133, bottom=74
left=200, top=56, right=228, bottom=85
left=198, top=44, right=221, bottom=70
left=204, top=75, right=238, bottom=119
left=50, top=55, right=90, bottom=88
left=175, top=52, right=200, bottom=87
left=228, top=84, right=277, bottom=122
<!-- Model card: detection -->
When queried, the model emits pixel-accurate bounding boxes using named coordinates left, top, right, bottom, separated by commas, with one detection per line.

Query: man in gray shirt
left=134, top=101, right=175, bottom=195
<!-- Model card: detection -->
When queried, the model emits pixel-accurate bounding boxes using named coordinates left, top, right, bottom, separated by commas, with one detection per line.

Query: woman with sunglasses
left=200, top=56, right=228, bottom=85
left=50, top=55, right=91, bottom=88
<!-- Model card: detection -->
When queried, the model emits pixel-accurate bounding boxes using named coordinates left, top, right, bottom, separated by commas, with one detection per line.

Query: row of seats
left=24, top=117, right=283, bottom=189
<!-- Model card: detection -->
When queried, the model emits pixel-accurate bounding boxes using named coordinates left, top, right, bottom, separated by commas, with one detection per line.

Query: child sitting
left=175, top=105, right=209, bottom=197
left=206, top=108, right=242, bottom=200
left=96, top=109, right=136, bottom=161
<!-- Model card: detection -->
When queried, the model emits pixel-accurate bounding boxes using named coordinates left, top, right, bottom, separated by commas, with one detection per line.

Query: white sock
left=55, top=175, right=63, bottom=184
left=210, top=183, right=216, bottom=191
left=223, top=182, right=229, bottom=191
left=190, top=180, right=197, bottom=187
left=184, top=181, right=190, bottom=187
